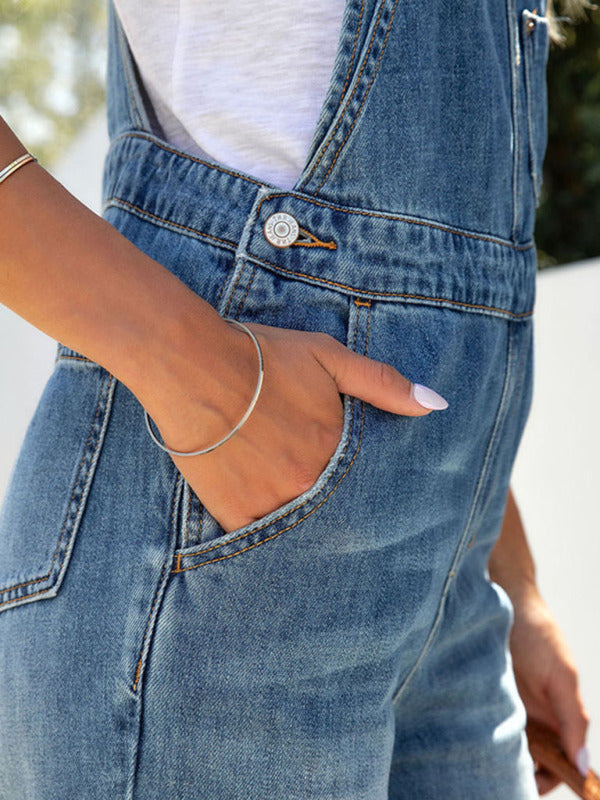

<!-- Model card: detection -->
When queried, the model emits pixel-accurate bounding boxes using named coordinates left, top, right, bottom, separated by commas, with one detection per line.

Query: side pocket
left=0, top=352, right=115, bottom=613
left=521, top=9, right=550, bottom=207
left=173, top=296, right=371, bottom=570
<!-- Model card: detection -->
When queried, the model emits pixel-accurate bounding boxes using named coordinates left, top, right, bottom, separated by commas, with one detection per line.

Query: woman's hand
left=489, top=487, right=590, bottom=795
left=147, top=320, right=448, bottom=534
left=510, top=588, right=590, bottom=795
left=0, top=116, right=446, bottom=535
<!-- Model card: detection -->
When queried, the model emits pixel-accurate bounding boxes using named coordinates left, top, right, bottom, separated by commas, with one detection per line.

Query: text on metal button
left=263, top=212, right=299, bottom=248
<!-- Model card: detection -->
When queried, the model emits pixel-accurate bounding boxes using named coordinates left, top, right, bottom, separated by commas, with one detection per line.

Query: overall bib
left=0, top=1, right=548, bottom=797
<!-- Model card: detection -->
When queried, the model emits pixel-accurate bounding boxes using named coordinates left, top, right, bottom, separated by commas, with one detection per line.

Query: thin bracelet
left=0, top=153, right=37, bottom=186
left=144, top=318, right=265, bottom=457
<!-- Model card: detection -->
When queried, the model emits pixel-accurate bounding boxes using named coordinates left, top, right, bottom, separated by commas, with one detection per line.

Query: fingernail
left=410, top=382, right=449, bottom=410
left=576, top=745, right=590, bottom=777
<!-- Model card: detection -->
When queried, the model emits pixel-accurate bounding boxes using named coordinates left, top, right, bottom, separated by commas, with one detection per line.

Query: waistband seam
left=106, top=132, right=535, bottom=252
left=109, top=131, right=266, bottom=186
left=241, top=254, right=534, bottom=320
left=103, top=196, right=534, bottom=320
left=103, top=195, right=533, bottom=319
left=254, top=194, right=534, bottom=251
left=104, top=197, right=238, bottom=251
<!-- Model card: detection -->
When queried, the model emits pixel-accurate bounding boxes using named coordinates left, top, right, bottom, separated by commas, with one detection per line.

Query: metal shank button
left=264, top=212, right=299, bottom=248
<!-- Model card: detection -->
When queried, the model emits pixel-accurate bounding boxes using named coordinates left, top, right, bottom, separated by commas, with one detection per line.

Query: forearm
left=492, top=485, right=590, bottom=784
left=0, top=118, right=248, bottom=425
left=489, top=485, right=539, bottom=604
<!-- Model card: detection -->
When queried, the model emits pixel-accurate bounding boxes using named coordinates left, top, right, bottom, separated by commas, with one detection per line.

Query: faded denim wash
left=0, top=0, right=549, bottom=797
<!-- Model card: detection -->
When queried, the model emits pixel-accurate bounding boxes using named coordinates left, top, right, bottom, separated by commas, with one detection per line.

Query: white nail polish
left=410, top=382, right=449, bottom=410
left=576, top=745, right=590, bottom=777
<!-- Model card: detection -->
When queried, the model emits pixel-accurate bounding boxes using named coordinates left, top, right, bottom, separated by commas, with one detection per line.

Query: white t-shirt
left=113, top=1, right=346, bottom=189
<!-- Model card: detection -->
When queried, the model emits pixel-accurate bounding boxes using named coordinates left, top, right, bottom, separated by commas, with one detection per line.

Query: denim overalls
left=0, top=2, right=548, bottom=797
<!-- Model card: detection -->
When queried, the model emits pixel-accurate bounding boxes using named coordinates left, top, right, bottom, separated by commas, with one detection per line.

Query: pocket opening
left=173, top=296, right=372, bottom=567
left=0, top=364, right=115, bottom=613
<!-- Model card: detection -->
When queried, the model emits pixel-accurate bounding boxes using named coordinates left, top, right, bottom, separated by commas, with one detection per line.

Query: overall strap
left=105, top=0, right=162, bottom=140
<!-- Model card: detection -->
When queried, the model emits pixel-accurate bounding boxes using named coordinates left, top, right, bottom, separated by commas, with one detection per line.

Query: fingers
left=546, top=662, right=590, bottom=776
left=311, top=334, right=449, bottom=417
left=534, top=767, right=561, bottom=795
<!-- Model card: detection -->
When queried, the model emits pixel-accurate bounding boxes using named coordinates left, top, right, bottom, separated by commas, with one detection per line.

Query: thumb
left=546, top=666, right=590, bottom=776
left=312, top=336, right=449, bottom=417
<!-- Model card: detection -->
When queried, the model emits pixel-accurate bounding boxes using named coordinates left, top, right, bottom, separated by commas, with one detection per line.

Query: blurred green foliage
left=0, top=0, right=106, bottom=166
left=537, top=5, right=600, bottom=266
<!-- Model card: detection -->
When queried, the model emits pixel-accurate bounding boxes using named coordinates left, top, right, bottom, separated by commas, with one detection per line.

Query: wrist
left=0, top=118, right=261, bottom=450
left=127, top=284, right=260, bottom=454
left=490, top=561, right=540, bottom=610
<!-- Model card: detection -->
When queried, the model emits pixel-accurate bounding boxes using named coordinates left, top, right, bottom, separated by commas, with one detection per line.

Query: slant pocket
left=0, top=353, right=115, bottom=613
left=173, top=297, right=371, bottom=571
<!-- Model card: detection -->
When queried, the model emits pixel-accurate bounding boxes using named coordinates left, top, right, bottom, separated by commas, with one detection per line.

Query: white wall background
left=1, top=114, right=599, bottom=798
left=511, top=259, right=600, bottom=798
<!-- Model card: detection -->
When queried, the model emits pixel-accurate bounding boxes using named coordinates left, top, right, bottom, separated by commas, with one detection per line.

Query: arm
left=0, top=117, right=444, bottom=534
left=489, top=485, right=590, bottom=795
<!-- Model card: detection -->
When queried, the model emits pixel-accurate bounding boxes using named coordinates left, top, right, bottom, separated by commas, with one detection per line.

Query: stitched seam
left=506, top=324, right=530, bottom=425
left=104, top=194, right=533, bottom=317
left=350, top=300, right=361, bottom=351
left=508, top=352, right=527, bottom=423
left=250, top=258, right=533, bottom=318
left=0, top=376, right=110, bottom=596
left=364, top=300, right=373, bottom=354
left=522, top=19, right=547, bottom=203
left=460, top=327, right=529, bottom=554
left=213, top=255, right=237, bottom=320
left=133, top=475, right=181, bottom=692
left=233, top=264, right=257, bottom=320
left=340, top=0, right=366, bottom=102
left=315, top=0, right=400, bottom=193
left=173, top=398, right=364, bottom=572
left=180, top=482, right=190, bottom=550
left=0, top=376, right=113, bottom=603
left=294, top=227, right=337, bottom=250
left=103, top=200, right=533, bottom=316
left=293, top=240, right=337, bottom=249
left=198, top=503, right=204, bottom=545
left=106, top=134, right=534, bottom=252
left=509, top=2, right=522, bottom=241
left=186, top=487, right=192, bottom=549
left=303, top=0, right=389, bottom=184
left=392, top=322, right=516, bottom=705
left=523, top=32, right=535, bottom=191
left=174, top=302, right=370, bottom=570
left=108, top=191, right=534, bottom=252
left=117, top=19, right=143, bottom=130
left=463, top=325, right=520, bottom=554
left=255, top=193, right=534, bottom=250
left=110, top=131, right=266, bottom=187
left=222, top=266, right=246, bottom=318
left=175, top=396, right=357, bottom=562
left=104, top=198, right=238, bottom=251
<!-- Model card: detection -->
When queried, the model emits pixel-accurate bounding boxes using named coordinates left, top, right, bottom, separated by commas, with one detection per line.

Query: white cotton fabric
left=113, top=1, right=346, bottom=189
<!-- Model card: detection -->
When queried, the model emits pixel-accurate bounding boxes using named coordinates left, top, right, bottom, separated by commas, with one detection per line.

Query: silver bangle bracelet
left=0, top=153, right=37, bottom=186
left=144, top=318, right=265, bottom=457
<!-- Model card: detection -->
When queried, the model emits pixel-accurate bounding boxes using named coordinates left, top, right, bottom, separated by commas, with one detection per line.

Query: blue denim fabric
left=0, top=1, right=548, bottom=797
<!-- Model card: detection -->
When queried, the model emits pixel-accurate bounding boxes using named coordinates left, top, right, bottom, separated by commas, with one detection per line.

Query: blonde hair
left=547, top=0, right=597, bottom=44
